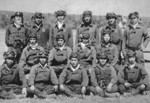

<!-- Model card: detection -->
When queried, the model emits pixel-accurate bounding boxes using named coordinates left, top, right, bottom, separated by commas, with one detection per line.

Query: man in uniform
left=19, top=33, right=44, bottom=79
left=0, top=50, right=27, bottom=99
left=76, top=10, right=99, bottom=47
left=101, top=12, right=124, bottom=64
left=48, top=34, right=72, bottom=77
left=59, top=52, right=88, bottom=97
left=28, top=51, right=58, bottom=99
left=28, top=12, right=51, bottom=52
left=123, top=12, right=150, bottom=66
left=50, top=10, right=73, bottom=49
left=5, top=12, right=28, bottom=63
left=96, top=27, right=119, bottom=72
left=74, top=33, right=96, bottom=74
left=118, top=50, right=150, bottom=96
left=89, top=53, right=119, bottom=97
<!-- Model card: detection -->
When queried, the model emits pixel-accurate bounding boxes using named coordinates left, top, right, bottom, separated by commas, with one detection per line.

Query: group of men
left=0, top=10, right=150, bottom=99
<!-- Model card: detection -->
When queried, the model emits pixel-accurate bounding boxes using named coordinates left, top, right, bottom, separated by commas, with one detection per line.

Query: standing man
left=5, top=12, right=28, bottom=63
left=76, top=10, right=99, bottom=47
left=29, top=12, right=51, bottom=52
left=123, top=12, right=150, bottom=65
left=118, top=50, right=150, bottom=96
left=51, top=10, right=73, bottom=49
left=0, top=50, right=27, bottom=99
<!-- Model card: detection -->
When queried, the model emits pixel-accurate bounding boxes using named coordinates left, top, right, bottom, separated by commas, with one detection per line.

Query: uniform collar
left=38, top=63, right=48, bottom=69
left=81, top=22, right=93, bottom=27
left=55, top=21, right=66, bottom=28
left=33, top=23, right=43, bottom=29
left=69, top=64, right=80, bottom=72
left=128, top=23, right=141, bottom=29
left=95, top=63, right=110, bottom=70
left=27, top=43, right=39, bottom=50
left=2, top=63, right=17, bottom=71
left=13, top=23, right=24, bottom=28
left=55, top=44, right=67, bottom=51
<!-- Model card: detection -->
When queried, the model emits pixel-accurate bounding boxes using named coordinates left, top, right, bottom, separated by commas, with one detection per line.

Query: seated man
left=28, top=51, right=58, bottom=99
left=118, top=50, right=150, bottom=96
left=19, top=33, right=44, bottom=78
left=89, top=53, right=119, bottom=97
left=96, top=27, right=119, bottom=72
left=73, top=33, right=96, bottom=74
left=48, top=34, right=72, bottom=77
left=0, top=50, right=27, bottom=99
left=59, top=53, right=89, bottom=97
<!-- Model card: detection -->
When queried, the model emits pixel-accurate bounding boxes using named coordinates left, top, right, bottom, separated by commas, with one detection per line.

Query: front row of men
left=0, top=46, right=150, bottom=99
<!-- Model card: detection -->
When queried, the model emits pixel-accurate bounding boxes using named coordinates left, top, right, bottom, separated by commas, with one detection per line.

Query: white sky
left=0, top=0, right=150, bottom=17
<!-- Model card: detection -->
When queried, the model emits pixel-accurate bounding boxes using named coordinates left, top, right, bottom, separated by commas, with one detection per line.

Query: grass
left=1, top=29, right=150, bottom=103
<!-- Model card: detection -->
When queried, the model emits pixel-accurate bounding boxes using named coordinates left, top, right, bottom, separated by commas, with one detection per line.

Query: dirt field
left=1, top=29, right=150, bottom=103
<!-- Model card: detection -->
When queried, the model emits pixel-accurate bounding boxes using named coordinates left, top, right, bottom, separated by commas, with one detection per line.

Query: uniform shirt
left=91, top=64, right=117, bottom=87
left=123, top=24, right=150, bottom=50
left=0, top=63, right=27, bottom=88
left=28, top=23, right=51, bottom=50
left=76, top=23, right=99, bottom=46
left=29, top=63, right=58, bottom=86
left=48, top=46, right=72, bottom=66
left=59, top=65, right=89, bottom=87
left=96, top=43, right=119, bottom=66
left=74, top=43, right=96, bottom=66
left=5, top=24, right=28, bottom=48
left=50, top=22, right=73, bottom=48
left=118, top=63, right=149, bottom=86
left=101, top=25, right=123, bottom=51
left=19, top=44, right=44, bottom=67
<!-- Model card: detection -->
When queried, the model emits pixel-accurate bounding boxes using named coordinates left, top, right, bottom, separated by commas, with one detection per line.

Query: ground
left=1, top=29, right=150, bottom=103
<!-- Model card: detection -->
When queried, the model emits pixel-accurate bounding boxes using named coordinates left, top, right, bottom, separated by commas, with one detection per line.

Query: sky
left=0, top=0, right=150, bottom=17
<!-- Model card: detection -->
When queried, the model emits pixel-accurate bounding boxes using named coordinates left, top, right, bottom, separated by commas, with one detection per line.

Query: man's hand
left=141, top=45, right=146, bottom=51
left=124, top=82, right=132, bottom=88
left=53, top=85, right=58, bottom=91
left=30, top=85, right=35, bottom=91
left=107, top=83, right=113, bottom=92
left=22, top=88, right=27, bottom=97
left=81, top=86, right=86, bottom=95
left=96, top=86, right=103, bottom=94
left=60, top=85, right=64, bottom=91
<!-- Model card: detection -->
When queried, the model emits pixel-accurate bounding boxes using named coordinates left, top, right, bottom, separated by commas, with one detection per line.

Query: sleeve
left=50, top=67, right=58, bottom=85
left=111, top=45, right=119, bottom=66
left=5, top=26, right=11, bottom=46
left=110, top=66, right=117, bottom=84
left=139, top=65, right=149, bottom=86
left=19, top=48, right=27, bottom=67
left=29, top=66, right=36, bottom=86
left=48, top=48, right=54, bottom=65
left=59, top=69, right=67, bottom=85
left=81, top=70, right=89, bottom=87
left=90, top=68, right=98, bottom=87
left=143, top=28, right=150, bottom=48
left=18, top=65, right=27, bottom=88
left=118, top=66, right=126, bottom=84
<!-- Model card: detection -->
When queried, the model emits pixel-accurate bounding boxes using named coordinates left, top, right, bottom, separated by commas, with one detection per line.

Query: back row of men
left=0, top=10, right=150, bottom=99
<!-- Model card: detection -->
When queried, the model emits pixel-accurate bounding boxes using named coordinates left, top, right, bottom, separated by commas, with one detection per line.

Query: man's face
left=6, top=58, right=14, bottom=66
left=84, top=15, right=91, bottom=23
left=82, top=38, right=89, bottom=44
left=128, top=56, right=136, bottom=64
left=57, top=16, right=65, bottom=22
left=14, top=16, right=22, bottom=25
left=108, top=18, right=116, bottom=25
left=39, top=58, right=47, bottom=65
left=130, top=16, right=138, bottom=25
left=70, top=58, right=78, bottom=67
left=57, top=39, right=65, bottom=47
left=103, top=34, right=110, bottom=43
left=99, top=58, right=107, bottom=66
left=34, top=17, right=42, bottom=25
left=29, top=38, right=36, bottom=45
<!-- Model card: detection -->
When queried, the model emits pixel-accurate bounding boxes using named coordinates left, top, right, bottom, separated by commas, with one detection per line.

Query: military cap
left=14, top=12, right=23, bottom=17
left=3, top=50, right=16, bottom=60
left=69, top=52, right=79, bottom=60
left=96, top=52, right=108, bottom=59
left=106, top=12, right=117, bottom=20
left=55, top=10, right=66, bottom=17
left=83, top=10, right=92, bottom=17
left=127, top=50, right=136, bottom=57
left=56, top=34, right=65, bottom=41
left=128, top=12, right=139, bottom=19
left=33, top=12, right=44, bottom=18
left=38, top=51, right=48, bottom=58
left=28, top=33, right=38, bottom=40
left=82, top=33, right=90, bottom=39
